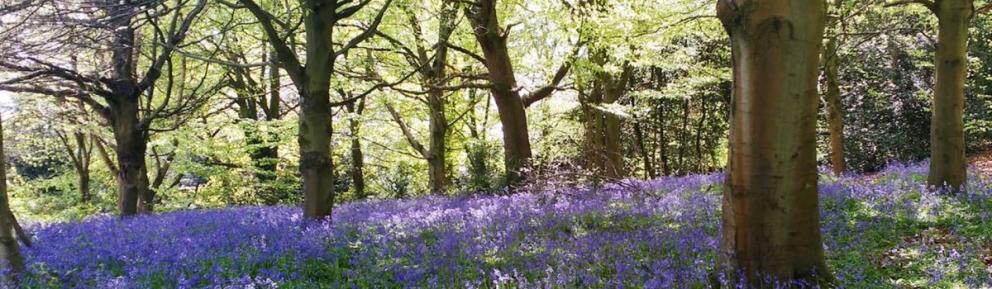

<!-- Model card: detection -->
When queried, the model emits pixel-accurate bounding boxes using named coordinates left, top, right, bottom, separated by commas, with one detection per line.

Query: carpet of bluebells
left=9, top=161, right=992, bottom=288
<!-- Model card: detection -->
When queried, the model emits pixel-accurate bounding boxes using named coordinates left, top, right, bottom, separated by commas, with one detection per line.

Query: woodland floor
left=9, top=161, right=992, bottom=289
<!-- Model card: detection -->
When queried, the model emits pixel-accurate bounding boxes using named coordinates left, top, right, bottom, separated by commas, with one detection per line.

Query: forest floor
left=970, top=146, right=992, bottom=176
left=10, top=161, right=992, bottom=289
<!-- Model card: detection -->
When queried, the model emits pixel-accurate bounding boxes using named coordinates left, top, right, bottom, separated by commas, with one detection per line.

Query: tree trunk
left=299, top=9, right=335, bottom=219
left=633, top=120, right=656, bottom=179
left=466, top=0, right=533, bottom=186
left=580, top=90, right=607, bottom=175
left=422, top=1, right=455, bottom=194
left=105, top=1, right=152, bottom=217
left=823, top=36, right=846, bottom=176
left=74, top=132, right=92, bottom=202
left=346, top=100, right=366, bottom=199
left=695, top=96, right=707, bottom=171
left=0, top=113, right=24, bottom=275
left=580, top=54, right=629, bottom=179
left=111, top=97, right=150, bottom=217
left=494, top=95, right=532, bottom=185
left=928, top=0, right=972, bottom=191
left=717, top=0, right=830, bottom=286
left=427, top=92, right=448, bottom=194
left=657, top=104, right=670, bottom=176
left=678, top=98, right=690, bottom=172
left=79, top=168, right=91, bottom=203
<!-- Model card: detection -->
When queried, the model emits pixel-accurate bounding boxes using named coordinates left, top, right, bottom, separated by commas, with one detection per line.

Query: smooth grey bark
left=927, top=0, right=972, bottom=190
left=717, top=0, right=831, bottom=286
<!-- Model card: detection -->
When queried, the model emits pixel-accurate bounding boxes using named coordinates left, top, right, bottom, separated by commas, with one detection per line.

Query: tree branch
left=978, top=3, right=992, bottom=14
left=884, top=0, right=936, bottom=13
left=136, top=0, right=208, bottom=93
left=334, top=0, right=395, bottom=58
left=384, top=101, right=429, bottom=158
left=239, top=0, right=305, bottom=86
left=445, top=42, right=487, bottom=66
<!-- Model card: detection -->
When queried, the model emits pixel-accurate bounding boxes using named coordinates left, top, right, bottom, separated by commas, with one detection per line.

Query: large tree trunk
left=466, top=0, right=533, bottom=186
left=242, top=0, right=386, bottom=219
left=0, top=113, right=24, bottom=275
left=111, top=97, right=150, bottom=216
left=823, top=37, right=846, bottom=175
left=299, top=9, right=335, bottom=219
left=105, top=2, right=152, bottom=217
left=717, top=0, right=830, bottom=286
left=493, top=95, right=532, bottom=185
left=928, top=0, right=972, bottom=190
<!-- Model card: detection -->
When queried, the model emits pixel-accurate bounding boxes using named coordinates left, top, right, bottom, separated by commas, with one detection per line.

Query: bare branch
left=136, top=0, right=208, bottom=93
left=384, top=102, right=429, bottom=158
left=884, top=0, right=936, bottom=13
left=334, top=0, right=395, bottom=58
left=445, top=42, right=487, bottom=66
left=238, top=0, right=305, bottom=86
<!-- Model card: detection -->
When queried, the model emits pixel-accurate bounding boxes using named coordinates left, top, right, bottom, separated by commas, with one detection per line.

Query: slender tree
left=55, top=129, right=94, bottom=203
left=716, top=0, right=831, bottom=286
left=373, top=0, right=461, bottom=194
left=822, top=0, right=847, bottom=175
left=236, top=0, right=392, bottom=219
left=344, top=96, right=367, bottom=198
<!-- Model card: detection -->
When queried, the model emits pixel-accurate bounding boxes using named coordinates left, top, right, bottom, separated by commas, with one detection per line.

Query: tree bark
left=243, top=0, right=391, bottom=218
left=633, top=120, right=655, bottom=179
left=0, top=113, right=24, bottom=276
left=928, top=0, right=972, bottom=190
left=678, top=98, right=690, bottom=172
left=717, top=0, right=830, bottom=286
left=656, top=104, right=670, bottom=176
left=346, top=99, right=366, bottom=199
left=822, top=36, right=846, bottom=175
left=579, top=50, right=629, bottom=179
left=74, top=132, right=92, bottom=202
left=466, top=0, right=533, bottom=186
left=104, top=1, right=152, bottom=217
left=111, top=94, right=150, bottom=216
left=298, top=7, right=336, bottom=219
left=422, top=1, right=456, bottom=194
left=426, top=92, right=448, bottom=194
left=695, top=96, right=708, bottom=172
